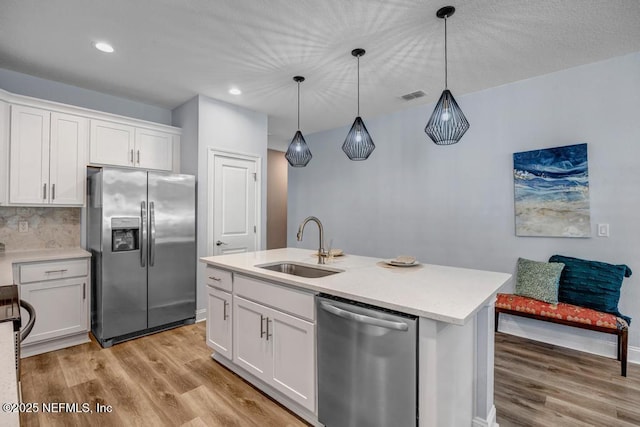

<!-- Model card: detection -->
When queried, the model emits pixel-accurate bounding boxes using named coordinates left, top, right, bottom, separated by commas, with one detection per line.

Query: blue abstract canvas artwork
left=513, top=143, right=590, bottom=237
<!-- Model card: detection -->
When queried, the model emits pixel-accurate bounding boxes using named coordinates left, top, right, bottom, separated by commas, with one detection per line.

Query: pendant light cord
left=444, top=16, right=448, bottom=89
left=297, top=81, right=300, bottom=130
left=357, top=55, right=360, bottom=116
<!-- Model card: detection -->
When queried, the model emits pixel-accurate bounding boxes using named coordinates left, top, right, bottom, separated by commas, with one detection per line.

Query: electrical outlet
left=18, top=221, right=28, bottom=233
left=597, top=223, right=609, bottom=237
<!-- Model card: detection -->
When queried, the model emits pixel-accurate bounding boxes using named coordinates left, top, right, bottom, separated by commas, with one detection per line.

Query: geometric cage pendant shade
left=424, top=89, right=469, bottom=145
left=285, top=76, right=312, bottom=167
left=425, top=5, right=469, bottom=146
left=285, top=130, right=312, bottom=167
left=342, top=48, right=375, bottom=160
left=342, top=116, right=375, bottom=160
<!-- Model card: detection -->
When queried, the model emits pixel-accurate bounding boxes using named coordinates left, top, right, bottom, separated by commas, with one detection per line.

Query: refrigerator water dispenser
left=111, top=217, right=140, bottom=252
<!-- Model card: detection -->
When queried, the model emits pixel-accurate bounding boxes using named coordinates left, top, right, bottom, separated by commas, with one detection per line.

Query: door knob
left=216, top=240, right=228, bottom=246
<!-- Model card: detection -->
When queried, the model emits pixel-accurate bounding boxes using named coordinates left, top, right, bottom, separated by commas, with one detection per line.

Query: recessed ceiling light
left=229, top=88, right=242, bottom=95
left=93, top=42, right=114, bottom=53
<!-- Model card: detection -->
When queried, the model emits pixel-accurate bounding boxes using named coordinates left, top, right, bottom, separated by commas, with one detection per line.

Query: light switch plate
left=597, top=223, right=609, bottom=237
left=18, top=221, right=28, bottom=233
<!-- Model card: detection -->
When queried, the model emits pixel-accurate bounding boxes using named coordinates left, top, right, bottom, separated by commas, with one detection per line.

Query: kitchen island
left=201, top=248, right=511, bottom=427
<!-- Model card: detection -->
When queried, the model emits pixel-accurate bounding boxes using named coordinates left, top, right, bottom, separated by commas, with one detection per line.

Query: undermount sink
left=256, top=261, right=343, bottom=278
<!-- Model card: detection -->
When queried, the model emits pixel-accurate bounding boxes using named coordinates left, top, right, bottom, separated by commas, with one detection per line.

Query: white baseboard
left=195, top=308, right=207, bottom=323
left=21, top=333, right=90, bottom=358
left=497, top=313, right=639, bottom=365
left=472, top=405, right=498, bottom=427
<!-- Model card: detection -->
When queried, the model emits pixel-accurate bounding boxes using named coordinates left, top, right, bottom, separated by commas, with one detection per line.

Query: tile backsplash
left=0, top=207, right=81, bottom=251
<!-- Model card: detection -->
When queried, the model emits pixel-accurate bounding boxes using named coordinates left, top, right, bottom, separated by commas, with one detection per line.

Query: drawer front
left=19, top=259, right=88, bottom=284
left=206, top=266, right=232, bottom=292
left=235, top=274, right=315, bottom=321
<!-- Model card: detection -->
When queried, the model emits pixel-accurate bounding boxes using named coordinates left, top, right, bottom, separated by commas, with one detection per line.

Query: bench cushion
left=496, top=293, right=626, bottom=330
left=549, top=255, right=632, bottom=324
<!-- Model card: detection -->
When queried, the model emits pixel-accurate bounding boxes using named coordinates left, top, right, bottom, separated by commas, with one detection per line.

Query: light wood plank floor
left=495, top=332, right=640, bottom=427
left=20, top=323, right=307, bottom=427
left=19, top=324, right=640, bottom=426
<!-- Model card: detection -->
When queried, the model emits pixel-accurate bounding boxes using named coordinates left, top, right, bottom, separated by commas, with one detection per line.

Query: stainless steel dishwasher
left=316, top=294, right=418, bottom=427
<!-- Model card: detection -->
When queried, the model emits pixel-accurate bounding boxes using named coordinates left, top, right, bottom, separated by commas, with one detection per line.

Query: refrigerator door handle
left=149, top=201, right=156, bottom=266
left=140, top=201, right=147, bottom=267
left=318, top=301, right=409, bottom=331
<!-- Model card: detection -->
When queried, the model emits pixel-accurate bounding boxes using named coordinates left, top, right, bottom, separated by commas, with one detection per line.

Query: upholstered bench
left=495, top=292, right=629, bottom=376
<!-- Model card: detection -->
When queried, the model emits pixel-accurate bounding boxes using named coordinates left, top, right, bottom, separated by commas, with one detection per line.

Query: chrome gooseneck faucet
left=297, top=216, right=326, bottom=264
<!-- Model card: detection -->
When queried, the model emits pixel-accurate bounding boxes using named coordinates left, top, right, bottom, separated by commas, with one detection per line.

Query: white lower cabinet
left=15, top=258, right=90, bottom=355
left=205, top=272, right=317, bottom=413
left=233, top=294, right=316, bottom=412
left=233, top=296, right=271, bottom=378
left=206, top=286, right=232, bottom=359
left=20, top=277, right=87, bottom=345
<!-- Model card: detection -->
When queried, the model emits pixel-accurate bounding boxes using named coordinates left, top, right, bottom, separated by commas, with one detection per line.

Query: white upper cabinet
left=89, top=120, right=135, bottom=167
left=135, top=128, right=173, bottom=171
left=9, top=106, right=87, bottom=206
left=90, top=119, right=175, bottom=171
left=1, top=89, right=181, bottom=207
left=49, top=112, right=88, bottom=205
left=9, top=105, right=50, bottom=204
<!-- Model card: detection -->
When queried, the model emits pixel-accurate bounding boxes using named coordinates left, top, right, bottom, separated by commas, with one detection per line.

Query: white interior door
left=210, top=151, right=259, bottom=255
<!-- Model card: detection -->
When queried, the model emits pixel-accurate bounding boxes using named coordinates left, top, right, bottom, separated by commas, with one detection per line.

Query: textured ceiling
left=1, top=0, right=639, bottom=151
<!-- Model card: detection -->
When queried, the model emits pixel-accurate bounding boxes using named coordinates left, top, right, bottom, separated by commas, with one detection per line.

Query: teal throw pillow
left=549, top=255, right=632, bottom=324
left=515, top=258, right=564, bottom=304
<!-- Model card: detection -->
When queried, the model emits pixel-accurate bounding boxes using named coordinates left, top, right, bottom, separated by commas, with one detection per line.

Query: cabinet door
left=49, top=113, right=87, bottom=205
left=135, top=128, right=173, bottom=171
left=89, top=119, right=135, bottom=167
left=269, top=309, right=316, bottom=412
left=207, top=286, right=232, bottom=359
left=233, top=296, right=271, bottom=381
left=9, top=105, right=50, bottom=204
left=20, top=277, right=88, bottom=345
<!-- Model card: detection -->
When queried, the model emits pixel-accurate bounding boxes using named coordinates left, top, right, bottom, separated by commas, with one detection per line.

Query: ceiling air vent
left=401, top=90, right=426, bottom=101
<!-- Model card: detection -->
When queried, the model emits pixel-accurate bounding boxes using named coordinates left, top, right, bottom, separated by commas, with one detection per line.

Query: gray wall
left=172, top=96, right=199, bottom=175
left=173, top=95, right=268, bottom=315
left=288, top=52, right=640, bottom=359
left=0, top=68, right=172, bottom=124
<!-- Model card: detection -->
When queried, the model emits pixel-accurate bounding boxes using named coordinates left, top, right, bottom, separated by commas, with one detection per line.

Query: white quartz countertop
left=200, top=248, right=511, bottom=325
left=0, top=248, right=91, bottom=285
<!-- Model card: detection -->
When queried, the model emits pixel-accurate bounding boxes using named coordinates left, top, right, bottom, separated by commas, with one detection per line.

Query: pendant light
left=424, top=6, right=470, bottom=145
left=285, top=76, right=312, bottom=167
left=342, top=48, right=375, bottom=161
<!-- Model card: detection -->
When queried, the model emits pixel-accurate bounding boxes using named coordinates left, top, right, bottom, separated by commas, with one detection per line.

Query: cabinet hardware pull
left=266, top=318, right=272, bottom=341
left=52, top=184, right=55, bottom=200
left=83, top=283, right=86, bottom=300
left=223, top=301, right=228, bottom=320
left=43, top=183, right=47, bottom=200
left=130, top=149, right=134, bottom=163
left=137, top=150, right=140, bottom=164
left=260, top=315, right=266, bottom=338
left=44, top=269, right=67, bottom=274
left=209, top=276, right=221, bottom=281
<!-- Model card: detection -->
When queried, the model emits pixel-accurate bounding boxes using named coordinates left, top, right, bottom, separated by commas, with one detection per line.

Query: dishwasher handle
left=318, top=301, right=409, bottom=331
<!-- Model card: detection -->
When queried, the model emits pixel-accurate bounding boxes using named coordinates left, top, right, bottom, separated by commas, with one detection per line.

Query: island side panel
left=473, top=301, right=498, bottom=427
left=418, top=316, right=474, bottom=426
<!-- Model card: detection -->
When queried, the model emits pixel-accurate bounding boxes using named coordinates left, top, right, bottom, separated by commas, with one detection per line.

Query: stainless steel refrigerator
left=87, top=166, right=196, bottom=347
